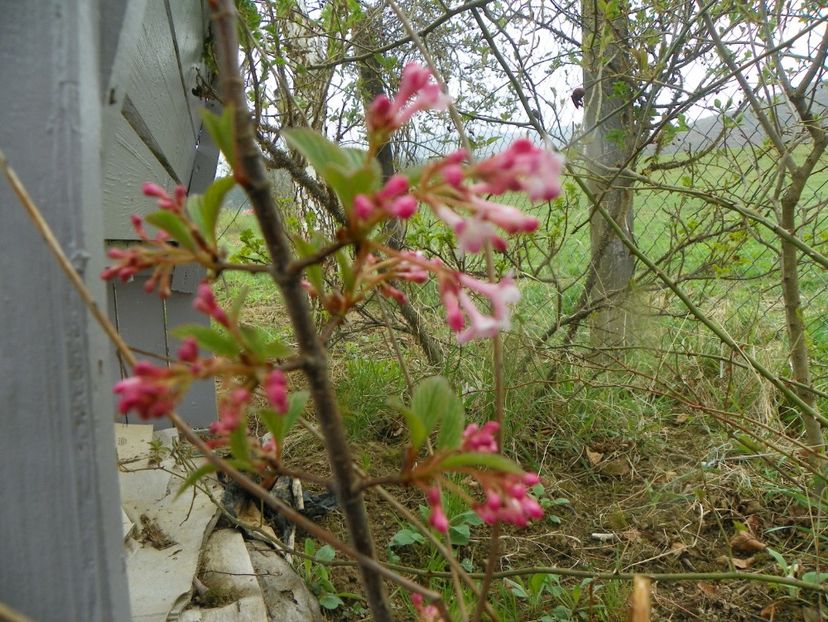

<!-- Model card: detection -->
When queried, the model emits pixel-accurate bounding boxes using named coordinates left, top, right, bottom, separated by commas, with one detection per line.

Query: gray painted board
left=125, top=0, right=198, bottom=183
left=0, top=1, right=131, bottom=619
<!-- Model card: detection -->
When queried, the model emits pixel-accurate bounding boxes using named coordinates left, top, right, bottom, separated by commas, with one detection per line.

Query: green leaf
left=282, top=128, right=378, bottom=210
left=388, top=399, right=427, bottom=452
left=435, top=396, right=465, bottom=450
left=259, top=407, right=285, bottom=445
left=282, top=127, right=350, bottom=174
left=201, top=106, right=236, bottom=168
left=145, top=211, right=197, bottom=251
left=318, top=593, right=344, bottom=610
left=260, top=391, right=309, bottom=445
left=229, top=415, right=251, bottom=464
left=451, top=510, right=484, bottom=527
left=439, top=452, right=522, bottom=474
left=505, top=579, right=529, bottom=599
left=281, top=391, right=309, bottom=443
left=229, top=286, right=249, bottom=325
left=172, top=324, right=241, bottom=357
left=239, top=324, right=290, bottom=360
left=315, top=544, right=336, bottom=563
left=801, top=571, right=828, bottom=585
left=324, top=159, right=380, bottom=210
left=175, top=463, right=218, bottom=498
left=389, top=528, right=425, bottom=548
left=294, top=237, right=325, bottom=295
left=189, top=176, right=235, bottom=245
left=411, top=376, right=464, bottom=443
left=335, top=248, right=355, bottom=292
left=449, top=523, right=470, bottom=546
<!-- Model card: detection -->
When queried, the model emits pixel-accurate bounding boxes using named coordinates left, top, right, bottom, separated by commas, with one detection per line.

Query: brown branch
left=208, top=1, right=396, bottom=618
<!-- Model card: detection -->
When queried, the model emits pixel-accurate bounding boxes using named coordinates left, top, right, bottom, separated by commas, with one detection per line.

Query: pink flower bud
left=264, top=369, right=289, bottom=414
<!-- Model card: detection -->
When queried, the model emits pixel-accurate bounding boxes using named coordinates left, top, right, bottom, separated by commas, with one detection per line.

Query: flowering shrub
left=103, top=61, right=563, bottom=618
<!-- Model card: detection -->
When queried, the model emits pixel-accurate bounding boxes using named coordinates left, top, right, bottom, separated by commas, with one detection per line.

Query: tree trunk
left=581, top=0, right=637, bottom=350
left=780, top=187, right=824, bottom=457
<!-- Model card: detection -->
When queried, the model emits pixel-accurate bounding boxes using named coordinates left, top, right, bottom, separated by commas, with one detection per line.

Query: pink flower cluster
left=264, top=369, right=288, bottom=414
left=470, top=139, right=564, bottom=201
left=113, top=361, right=180, bottom=419
left=422, top=422, right=543, bottom=529
left=194, top=282, right=230, bottom=327
left=418, top=140, right=563, bottom=255
left=209, top=388, right=251, bottom=437
left=353, top=175, right=417, bottom=222
left=462, top=421, right=499, bottom=453
left=426, top=486, right=449, bottom=533
left=474, top=471, right=543, bottom=527
left=411, top=594, right=445, bottom=622
left=100, top=184, right=192, bottom=296
left=438, top=272, right=521, bottom=343
left=367, top=63, right=450, bottom=138
left=142, top=182, right=187, bottom=214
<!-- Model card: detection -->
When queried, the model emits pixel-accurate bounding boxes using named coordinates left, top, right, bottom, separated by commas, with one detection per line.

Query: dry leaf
left=732, top=556, right=755, bottom=569
left=601, top=458, right=631, bottom=477
left=696, top=582, right=718, bottom=597
left=586, top=447, right=604, bottom=466
left=731, top=531, right=767, bottom=553
left=670, top=541, right=688, bottom=555
left=759, top=602, right=777, bottom=619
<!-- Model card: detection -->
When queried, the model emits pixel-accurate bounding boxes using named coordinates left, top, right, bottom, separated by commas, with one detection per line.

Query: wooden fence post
left=0, top=1, right=131, bottom=619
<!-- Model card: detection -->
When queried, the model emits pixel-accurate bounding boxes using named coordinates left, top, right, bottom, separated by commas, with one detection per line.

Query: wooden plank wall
left=103, top=0, right=219, bottom=429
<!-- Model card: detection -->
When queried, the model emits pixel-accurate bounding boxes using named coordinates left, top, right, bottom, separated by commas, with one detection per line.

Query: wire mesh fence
left=398, top=84, right=828, bottom=397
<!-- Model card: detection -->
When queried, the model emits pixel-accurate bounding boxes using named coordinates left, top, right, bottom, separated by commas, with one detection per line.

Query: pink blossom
left=177, top=337, right=199, bottom=363
left=456, top=292, right=501, bottom=343
left=210, top=388, right=251, bottom=436
left=353, top=175, right=418, bottom=223
left=473, top=472, right=544, bottom=527
left=379, top=283, right=408, bottom=305
left=411, top=593, right=445, bottom=622
left=194, top=282, right=230, bottom=327
left=264, top=369, right=288, bottom=414
left=426, top=487, right=449, bottom=533
left=471, top=138, right=564, bottom=201
left=438, top=278, right=464, bottom=331
left=142, top=182, right=187, bottom=213
left=471, top=197, right=540, bottom=234
left=458, top=274, right=521, bottom=327
left=462, top=421, right=500, bottom=453
left=396, top=252, right=430, bottom=284
left=367, top=64, right=450, bottom=136
left=113, top=361, right=178, bottom=419
left=433, top=205, right=507, bottom=254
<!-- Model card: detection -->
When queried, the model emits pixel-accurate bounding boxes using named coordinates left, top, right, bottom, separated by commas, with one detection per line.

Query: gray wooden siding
left=103, top=0, right=218, bottom=429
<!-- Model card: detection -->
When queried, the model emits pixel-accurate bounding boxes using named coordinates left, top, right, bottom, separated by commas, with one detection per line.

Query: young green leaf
left=201, top=106, right=237, bottom=168
left=318, top=593, right=344, bottom=610
left=175, top=463, right=219, bottom=498
left=281, top=391, right=309, bottom=443
left=145, top=211, right=197, bottom=251
left=172, top=324, right=241, bottom=357
left=239, top=324, right=290, bottom=360
left=410, top=376, right=465, bottom=450
left=315, top=544, right=336, bottom=563
left=188, top=176, right=236, bottom=245
left=439, top=452, right=522, bottom=473
left=229, top=415, right=251, bottom=465
left=388, top=399, right=427, bottom=452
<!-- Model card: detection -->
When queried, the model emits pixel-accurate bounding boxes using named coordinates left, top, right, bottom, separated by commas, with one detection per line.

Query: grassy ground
left=210, top=146, right=828, bottom=620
